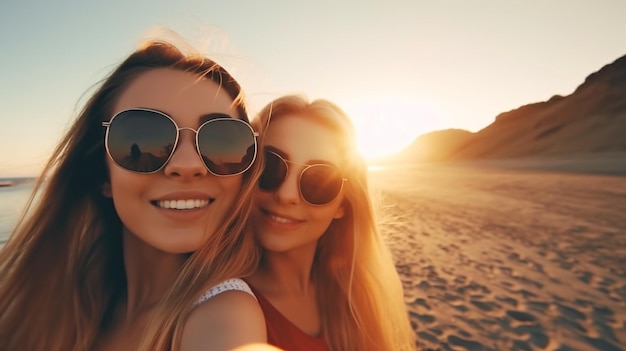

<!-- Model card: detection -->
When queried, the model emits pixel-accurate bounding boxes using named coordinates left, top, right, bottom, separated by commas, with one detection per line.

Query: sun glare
left=345, top=98, right=450, bottom=161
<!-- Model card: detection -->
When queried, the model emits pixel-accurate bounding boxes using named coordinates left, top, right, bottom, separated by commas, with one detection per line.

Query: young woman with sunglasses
left=0, top=39, right=279, bottom=351
left=246, top=95, right=416, bottom=351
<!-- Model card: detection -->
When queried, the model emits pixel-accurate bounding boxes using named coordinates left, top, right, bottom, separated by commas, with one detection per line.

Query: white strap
left=196, top=278, right=256, bottom=306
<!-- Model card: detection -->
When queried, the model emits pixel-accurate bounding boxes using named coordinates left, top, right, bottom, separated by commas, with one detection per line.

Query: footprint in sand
left=506, top=240, right=542, bottom=271
left=444, top=292, right=463, bottom=302
left=451, top=303, right=470, bottom=313
left=555, top=303, right=586, bottom=322
left=446, top=334, right=486, bottom=351
left=527, top=300, right=550, bottom=313
left=498, top=265, right=514, bottom=277
left=506, top=310, right=537, bottom=324
left=469, top=298, right=500, bottom=312
left=592, top=306, right=618, bottom=326
left=454, top=275, right=468, bottom=285
left=409, top=311, right=437, bottom=325
left=576, top=270, right=594, bottom=284
left=416, top=330, right=439, bottom=345
left=495, top=295, right=518, bottom=308
left=503, top=310, right=551, bottom=349
left=413, top=297, right=432, bottom=310
left=502, top=286, right=538, bottom=299
left=591, top=320, right=620, bottom=347
left=554, top=315, right=587, bottom=334
left=580, top=336, right=623, bottom=351
left=513, top=275, right=544, bottom=289
left=416, top=280, right=431, bottom=291
left=573, top=298, right=592, bottom=309
left=573, top=270, right=622, bottom=300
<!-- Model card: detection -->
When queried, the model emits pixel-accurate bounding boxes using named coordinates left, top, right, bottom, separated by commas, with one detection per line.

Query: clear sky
left=1, top=1, right=625, bottom=177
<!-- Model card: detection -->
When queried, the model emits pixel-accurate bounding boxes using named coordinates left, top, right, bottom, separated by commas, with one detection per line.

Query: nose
left=163, top=129, right=208, bottom=179
left=274, top=167, right=301, bottom=205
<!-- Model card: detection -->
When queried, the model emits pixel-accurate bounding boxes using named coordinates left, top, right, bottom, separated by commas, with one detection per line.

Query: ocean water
left=0, top=178, right=36, bottom=246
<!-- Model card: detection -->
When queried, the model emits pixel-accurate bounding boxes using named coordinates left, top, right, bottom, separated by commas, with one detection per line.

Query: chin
left=257, top=237, right=293, bottom=253
left=153, top=235, right=205, bottom=254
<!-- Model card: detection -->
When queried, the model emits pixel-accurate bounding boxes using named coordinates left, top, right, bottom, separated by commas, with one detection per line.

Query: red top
left=250, top=286, right=329, bottom=351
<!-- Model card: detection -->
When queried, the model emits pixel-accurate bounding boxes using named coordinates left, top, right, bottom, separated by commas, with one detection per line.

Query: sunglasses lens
left=259, top=151, right=287, bottom=191
left=106, top=110, right=176, bottom=173
left=197, top=119, right=257, bottom=175
left=300, top=165, right=343, bottom=205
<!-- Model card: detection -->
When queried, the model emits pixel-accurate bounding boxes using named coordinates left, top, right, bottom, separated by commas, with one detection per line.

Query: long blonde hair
left=252, top=95, right=415, bottom=350
left=0, top=40, right=263, bottom=351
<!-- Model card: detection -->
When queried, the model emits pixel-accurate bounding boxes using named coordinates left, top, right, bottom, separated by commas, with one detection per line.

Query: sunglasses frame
left=102, top=108, right=259, bottom=176
left=261, top=150, right=347, bottom=206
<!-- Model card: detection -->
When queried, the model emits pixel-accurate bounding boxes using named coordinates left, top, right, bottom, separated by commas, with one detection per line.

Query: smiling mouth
left=262, top=209, right=302, bottom=224
left=152, top=199, right=214, bottom=210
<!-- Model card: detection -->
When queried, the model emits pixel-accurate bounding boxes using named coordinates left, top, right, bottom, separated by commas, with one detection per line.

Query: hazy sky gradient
left=1, top=1, right=625, bottom=176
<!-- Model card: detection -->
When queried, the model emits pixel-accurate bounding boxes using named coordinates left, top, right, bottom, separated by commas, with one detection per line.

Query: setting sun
left=345, top=98, right=452, bottom=161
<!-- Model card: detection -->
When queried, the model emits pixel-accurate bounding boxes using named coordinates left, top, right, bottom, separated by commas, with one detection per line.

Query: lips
left=151, top=192, right=215, bottom=211
left=154, top=199, right=212, bottom=210
left=260, top=208, right=303, bottom=224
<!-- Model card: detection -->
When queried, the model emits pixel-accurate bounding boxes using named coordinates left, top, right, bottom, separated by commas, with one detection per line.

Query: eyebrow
left=264, top=145, right=336, bottom=166
left=198, top=112, right=234, bottom=125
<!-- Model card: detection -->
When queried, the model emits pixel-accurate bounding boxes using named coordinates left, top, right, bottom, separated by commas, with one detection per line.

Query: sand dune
left=370, top=162, right=626, bottom=350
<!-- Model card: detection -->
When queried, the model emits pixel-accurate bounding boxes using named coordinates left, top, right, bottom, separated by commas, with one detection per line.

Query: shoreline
left=444, top=152, right=626, bottom=177
left=0, top=177, right=37, bottom=188
left=372, top=152, right=626, bottom=178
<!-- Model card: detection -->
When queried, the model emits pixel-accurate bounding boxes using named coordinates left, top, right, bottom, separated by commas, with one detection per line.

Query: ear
left=333, top=203, right=345, bottom=219
left=102, top=182, right=112, bottom=198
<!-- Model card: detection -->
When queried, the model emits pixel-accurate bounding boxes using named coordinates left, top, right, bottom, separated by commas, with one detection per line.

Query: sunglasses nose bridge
left=175, top=126, right=200, bottom=148
left=163, top=127, right=207, bottom=177
left=177, top=126, right=199, bottom=135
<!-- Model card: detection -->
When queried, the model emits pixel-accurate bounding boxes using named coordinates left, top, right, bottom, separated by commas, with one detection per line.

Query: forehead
left=113, top=68, right=239, bottom=123
left=264, top=114, right=342, bottom=165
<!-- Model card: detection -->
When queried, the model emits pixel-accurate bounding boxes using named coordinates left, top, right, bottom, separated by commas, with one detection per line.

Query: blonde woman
left=246, top=95, right=416, bottom=350
left=0, top=39, right=274, bottom=351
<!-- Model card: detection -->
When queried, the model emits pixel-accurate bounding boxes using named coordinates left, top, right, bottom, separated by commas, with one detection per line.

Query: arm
left=180, top=290, right=267, bottom=351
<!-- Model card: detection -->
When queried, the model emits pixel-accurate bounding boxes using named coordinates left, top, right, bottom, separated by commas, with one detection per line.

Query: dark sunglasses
left=259, top=150, right=346, bottom=205
left=102, top=108, right=258, bottom=175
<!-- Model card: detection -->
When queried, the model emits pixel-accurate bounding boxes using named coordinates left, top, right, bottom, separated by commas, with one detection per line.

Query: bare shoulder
left=181, top=290, right=267, bottom=351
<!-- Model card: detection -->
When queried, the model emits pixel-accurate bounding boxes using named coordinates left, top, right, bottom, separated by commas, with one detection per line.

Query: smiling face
left=252, top=115, right=345, bottom=255
left=105, top=68, right=243, bottom=253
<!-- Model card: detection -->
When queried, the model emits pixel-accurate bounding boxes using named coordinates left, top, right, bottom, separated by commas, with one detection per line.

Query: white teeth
left=269, top=213, right=295, bottom=223
left=157, top=199, right=210, bottom=210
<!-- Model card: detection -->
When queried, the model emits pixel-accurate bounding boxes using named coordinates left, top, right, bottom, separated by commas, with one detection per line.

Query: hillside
left=393, top=54, right=626, bottom=162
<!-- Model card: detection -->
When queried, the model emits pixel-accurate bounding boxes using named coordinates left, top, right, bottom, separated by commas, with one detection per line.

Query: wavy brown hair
left=252, top=95, right=416, bottom=350
left=0, top=40, right=263, bottom=351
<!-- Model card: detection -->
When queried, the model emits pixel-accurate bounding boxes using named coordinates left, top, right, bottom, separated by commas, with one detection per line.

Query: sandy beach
left=370, top=159, right=626, bottom=351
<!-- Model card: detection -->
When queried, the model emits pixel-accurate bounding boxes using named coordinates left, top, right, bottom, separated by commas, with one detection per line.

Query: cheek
left=108, top=165, right=139, bottom=190
left=310, top=204, right=343, bottom=228
left=107, top=159, right=159, bottom=205
left=254, top=188, right=273, bottom=203
left=106, top=159, right=124, bottom=188
left=106, top=168, right=149, bottom=226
